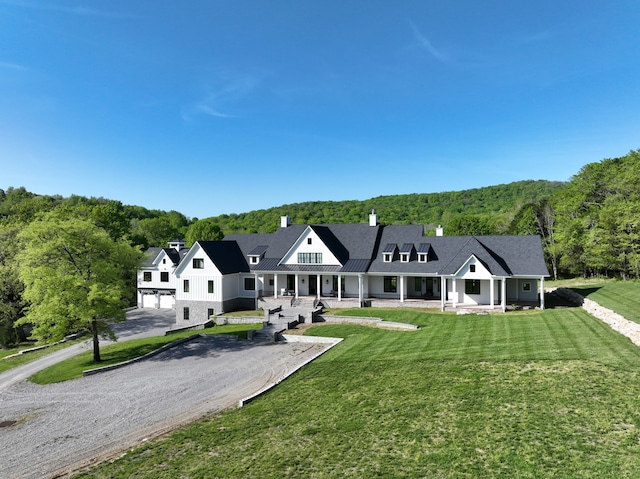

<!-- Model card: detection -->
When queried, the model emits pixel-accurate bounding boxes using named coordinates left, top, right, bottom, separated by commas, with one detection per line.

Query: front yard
left=74, top=302, right=640, bottom=478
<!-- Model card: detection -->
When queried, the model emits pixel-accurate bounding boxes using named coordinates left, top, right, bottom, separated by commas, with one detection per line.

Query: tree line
left=1, top=149, right=639, bottom=351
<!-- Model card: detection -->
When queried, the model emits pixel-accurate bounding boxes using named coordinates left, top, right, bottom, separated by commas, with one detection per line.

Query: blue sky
left=1, top=1, right=639, bottom=219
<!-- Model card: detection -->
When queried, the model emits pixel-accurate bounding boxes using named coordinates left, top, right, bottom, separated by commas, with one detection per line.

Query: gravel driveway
left=0, top=310, right=333, bottom=479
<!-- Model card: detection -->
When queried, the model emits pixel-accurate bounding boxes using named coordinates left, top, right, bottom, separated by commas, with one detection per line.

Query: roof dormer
left=382, top=243, right=397, bottom=263
left=248, top=245, right=268, bottom=265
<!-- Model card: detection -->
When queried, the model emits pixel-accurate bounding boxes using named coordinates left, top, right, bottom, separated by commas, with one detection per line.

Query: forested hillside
left=2, top=149, right=640, bottom=347
left=209, top=180, right=563, bottom=234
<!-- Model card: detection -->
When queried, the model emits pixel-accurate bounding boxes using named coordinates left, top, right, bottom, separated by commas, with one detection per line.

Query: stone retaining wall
left=552, top=288, right=640, bottom=346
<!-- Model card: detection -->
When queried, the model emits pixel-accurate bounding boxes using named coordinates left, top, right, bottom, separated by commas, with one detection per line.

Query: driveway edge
left=238, top=336, right=343, bottom=407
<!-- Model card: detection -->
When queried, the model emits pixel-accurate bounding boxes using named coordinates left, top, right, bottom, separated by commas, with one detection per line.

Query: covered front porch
left=254, top=272, right=546, bottom=312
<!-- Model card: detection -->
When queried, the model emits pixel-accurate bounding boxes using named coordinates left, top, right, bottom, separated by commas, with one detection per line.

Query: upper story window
left=250, top=256, right=259, bottom=264
left=183, top=279, right=189, bottom=292
left=298, top=252, right=322, bottom=264
left=162, top=259, right=166, bottom=264
left=470, top=264, right=476, bottom=273
left=193, top=258, right=204, bottom=269
left=143, top=272, right=152, bottom=282
left=400, top=253, right=409, bottom=263
left=160, top=272, right=169, bottom=282
left=208, top=280, right=214, bottom=294
left=383, top=253, right=392, bottom=263
left=418, top=254, right=427, bottom=263
left=307, top=238, right=312, bottom=245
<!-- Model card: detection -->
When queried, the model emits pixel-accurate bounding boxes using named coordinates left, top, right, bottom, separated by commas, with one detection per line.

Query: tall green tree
left=0, top=224, right=28, bottom=347
left=185, top=218, right=224, bottom=246
left=16, top=212, right=142, bottom=362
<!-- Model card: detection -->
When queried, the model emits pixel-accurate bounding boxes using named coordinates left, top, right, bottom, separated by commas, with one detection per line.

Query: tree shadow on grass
left=569, top=287, right=602, bottom=298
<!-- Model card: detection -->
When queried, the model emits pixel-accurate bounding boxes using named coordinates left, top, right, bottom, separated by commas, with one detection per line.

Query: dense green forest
left=1, top=149, right=640, bottom=347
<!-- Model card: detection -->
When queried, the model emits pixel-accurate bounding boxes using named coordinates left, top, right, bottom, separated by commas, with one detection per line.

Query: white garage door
left=159, top=294, right=175, bottom=309
left=142, top=293, right=156, bottom=308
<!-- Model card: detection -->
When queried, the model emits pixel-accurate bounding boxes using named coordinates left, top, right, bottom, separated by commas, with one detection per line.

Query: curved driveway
left=0, top=310, right=332, bottom=479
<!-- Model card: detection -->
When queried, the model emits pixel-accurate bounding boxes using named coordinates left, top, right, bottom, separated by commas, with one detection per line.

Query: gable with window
left=193, top=258, right=204, bottom=269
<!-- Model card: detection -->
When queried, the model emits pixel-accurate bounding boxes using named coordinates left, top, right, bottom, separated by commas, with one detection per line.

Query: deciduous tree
left=16, top=213, right=141, bottom=362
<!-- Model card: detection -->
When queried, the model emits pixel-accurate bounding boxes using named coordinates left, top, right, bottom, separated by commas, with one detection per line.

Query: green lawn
left=565, top=280, right=640, bottom=324
left=74, top=306, right=640, bottom=478
left=30, top=323, right=260, bottom=384
left=0, top=339, right=84, bottom=374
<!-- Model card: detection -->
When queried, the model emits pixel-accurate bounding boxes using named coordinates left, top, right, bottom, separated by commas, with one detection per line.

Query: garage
left=159, top=293, right=175, bottom=309
left=141, top=291, right=157, bottom=309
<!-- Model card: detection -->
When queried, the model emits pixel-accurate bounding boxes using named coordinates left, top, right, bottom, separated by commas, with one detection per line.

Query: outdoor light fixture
left=301, top=278, right=305, bottom=284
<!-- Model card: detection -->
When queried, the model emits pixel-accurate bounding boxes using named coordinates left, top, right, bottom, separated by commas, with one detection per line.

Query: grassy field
left=31, top=323, right=260, bottom=384
left=74, top=306, right=640, bottom=478
left=0, top=339, right=84, bottom=374
left=565, top=280, right=640, bottom=324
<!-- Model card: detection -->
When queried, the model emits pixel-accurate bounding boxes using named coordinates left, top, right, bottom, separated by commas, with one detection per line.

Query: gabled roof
left=399, top=243, right=414, bottom=253
left=196, top=241, right=250, bottom=274
left=438, top=237, right=510, bottom=276
left=309, top=225, right=349, bottom=264
left=248, top=245, right=269, bottom=256
left=140, top=247, right=185, bottom=268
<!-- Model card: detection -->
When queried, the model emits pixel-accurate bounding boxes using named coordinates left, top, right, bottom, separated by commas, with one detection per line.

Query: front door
left=308, top=276, right=317, bottom=296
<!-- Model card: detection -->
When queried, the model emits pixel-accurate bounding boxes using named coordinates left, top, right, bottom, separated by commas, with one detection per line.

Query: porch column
left=274, top=274, right=278, bottom=299
left=254, top=272, right=259, bottom=309
left=316, top=274, right=321, bottom=300
left=540, top=276, right=545, bottom=310
left=501, top=277, right=507, bottom=312
left=358, top=274, right=364, bottom=307
left=440, top=277, right=446, bottom=312
left=295, top=273, right=299, bottom=299
left=452, top=279, right=457, bottom=308
left=338, top=275, right=342, bottom=301
left=400, top=275, right=405, bottom=303
left=490, top=277, right=495, bottom=309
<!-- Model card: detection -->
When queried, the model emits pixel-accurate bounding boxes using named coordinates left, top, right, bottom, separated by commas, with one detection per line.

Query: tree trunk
left=92, top=318, right=101, bottom=363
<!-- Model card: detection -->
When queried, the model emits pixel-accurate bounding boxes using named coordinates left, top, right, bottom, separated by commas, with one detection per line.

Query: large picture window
left=384, top=276, right=397, bottom=293
left=465, top=279, right=481, bottom=295
left=298, top=252, right=322, bottom=264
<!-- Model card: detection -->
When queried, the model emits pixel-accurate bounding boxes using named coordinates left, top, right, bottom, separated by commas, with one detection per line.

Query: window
left=383, top=253, right=392, bottom=263
left=160, top=272, right=169, bottom=282
left=193, top=258, right=204, bottom=269
left=400, top=253, right=409, bottom=263
left=244, top=277, right=256, bottom=290
left=522, top=282, right=531, bottom=292
left=183, top=307, right=189, bottom=320
left=298, top=252, right=322, bottom=264
left=162, top=259, right=166, bottom=264
left=269, top=279, right=274, bottom=286
left=250, top=256, right=258, bottom=264
left=465, top=279, right=481, bottom=295
left=307, top=238, right=312, bottom=245
left=183, top=279, right=189, bottom=292
left=470, top=264, right=476, bottom=273
left=208, top=280, right=214, bottom=294
left=143, top=272, right=152, bottom=282
left=208, top=308, right=214, bottom=319
left=384, top=276, right=397, bottom=293
left=415, top=277, right=422, bottom=292
left=418, top=254, right=427, bottom=263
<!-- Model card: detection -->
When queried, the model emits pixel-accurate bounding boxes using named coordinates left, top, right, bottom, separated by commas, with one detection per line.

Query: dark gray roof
left=140, top=247, right=185, bottom=268
left=225, top=224, right=549, bottom=278
left=198, top=241, right=250, bottom=274
left=141, top=247, right=163, bottom=268
left=248, top=245, right=269, bottom=256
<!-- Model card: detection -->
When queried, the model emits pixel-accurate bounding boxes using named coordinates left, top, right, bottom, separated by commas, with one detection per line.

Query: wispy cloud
left=409, top=21, right=449, bottom=64
left=182, top=73, right=263, bottom=121
left=0, top=0, right=129, bottom=18
left=0, top=60, right=26, bottom=71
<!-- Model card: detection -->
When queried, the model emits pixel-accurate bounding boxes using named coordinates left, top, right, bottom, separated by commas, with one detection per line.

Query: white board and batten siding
left=175, top=247, right=223, bottom=302
left=280, top=227, right=341, bottom=266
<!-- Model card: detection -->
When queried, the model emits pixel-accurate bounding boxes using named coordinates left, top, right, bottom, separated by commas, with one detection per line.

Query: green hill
left=208, top=180, right=564, bottom=234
